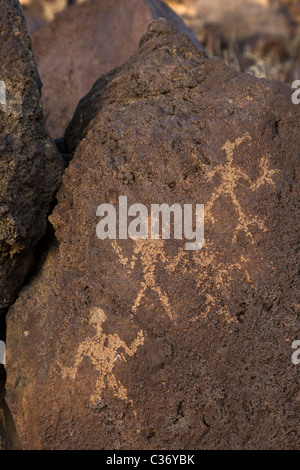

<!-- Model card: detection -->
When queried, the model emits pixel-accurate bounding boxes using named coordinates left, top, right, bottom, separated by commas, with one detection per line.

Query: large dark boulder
left=0, top=0, right=63, bottom=314
left=6, top=19, right=300, bottom=450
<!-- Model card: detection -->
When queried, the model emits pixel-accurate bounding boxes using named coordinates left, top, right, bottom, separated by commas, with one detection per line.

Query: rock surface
left=24, top=13, right=46, bottom=35
left=31, top=0, right=201, bottom=139
left=0, top=0, right=63, bottom=313
left=7, top=20, right=300, bottom=450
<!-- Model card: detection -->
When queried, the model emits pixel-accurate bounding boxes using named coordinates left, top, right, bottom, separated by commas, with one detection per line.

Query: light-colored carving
left=58, top=308, right=144, bottom=405
left=205, top=133, right=278, bottom=242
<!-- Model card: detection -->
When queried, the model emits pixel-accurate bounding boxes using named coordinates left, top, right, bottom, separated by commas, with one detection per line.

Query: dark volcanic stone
left=6, top=19, right=300, bottom=450
left=31, top=0, right=201, bottom=139
left=0, top=0, right=63, bottom=313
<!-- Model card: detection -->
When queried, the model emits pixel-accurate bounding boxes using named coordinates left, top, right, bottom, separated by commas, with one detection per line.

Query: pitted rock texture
left=31, top=0, right=201, bottom=140
left=7, top=20, right=300, bottom=450
left=0, top=0, right=63, bottom=313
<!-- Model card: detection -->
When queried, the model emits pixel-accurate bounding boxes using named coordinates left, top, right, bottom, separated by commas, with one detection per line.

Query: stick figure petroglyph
left=58, top=308, right=144, bottom=405
left=109, top=134, right=279, bottom=325
left=205, top=133, right=278, bottom=242
left=112, top=239, right=177, bottom=324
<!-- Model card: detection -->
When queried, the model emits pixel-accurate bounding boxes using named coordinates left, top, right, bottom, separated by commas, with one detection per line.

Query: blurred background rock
left=20, top=0, right=300, bottom=83
left=167, top=0, right=300, bottom=83
left=1, top=0, right=299, bottom=451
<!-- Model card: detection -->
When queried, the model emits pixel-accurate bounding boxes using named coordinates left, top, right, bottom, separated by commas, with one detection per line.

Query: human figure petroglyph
left=112, top=239, right=177, bottom=324
left=205, top=133, right=278, bottom=242
left=59, top=308, right=144, bottom=405
left=110, top=134, right=278, bottom=325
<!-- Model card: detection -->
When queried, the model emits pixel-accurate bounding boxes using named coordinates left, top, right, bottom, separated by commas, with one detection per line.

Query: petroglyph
left=59, top=308, right=145, bottom=405
left=205, top=134, right=278, bottom=242
left=0, top=80, right=6, bottom=105
left=191, top=247, right=254, bottom=323
left=112, top=239, right=177, bottom=324
left=111, top=239, right=246, bottom=325
left=0, top=341, right=6, bottom=365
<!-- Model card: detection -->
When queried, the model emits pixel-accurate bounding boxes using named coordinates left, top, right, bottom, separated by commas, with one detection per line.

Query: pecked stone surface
left=31, top=0, right=201, bottom=140
left=6, top=20, right=300, bottom=450
left=0, top=0, right=63, bottom=314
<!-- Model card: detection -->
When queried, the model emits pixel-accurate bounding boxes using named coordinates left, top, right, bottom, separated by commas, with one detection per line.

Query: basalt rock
left=0, top=0, right=63, bottom=314
left=31, top=0, right=201, bottom=140
left=6, top=20, right=300, bottom=450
